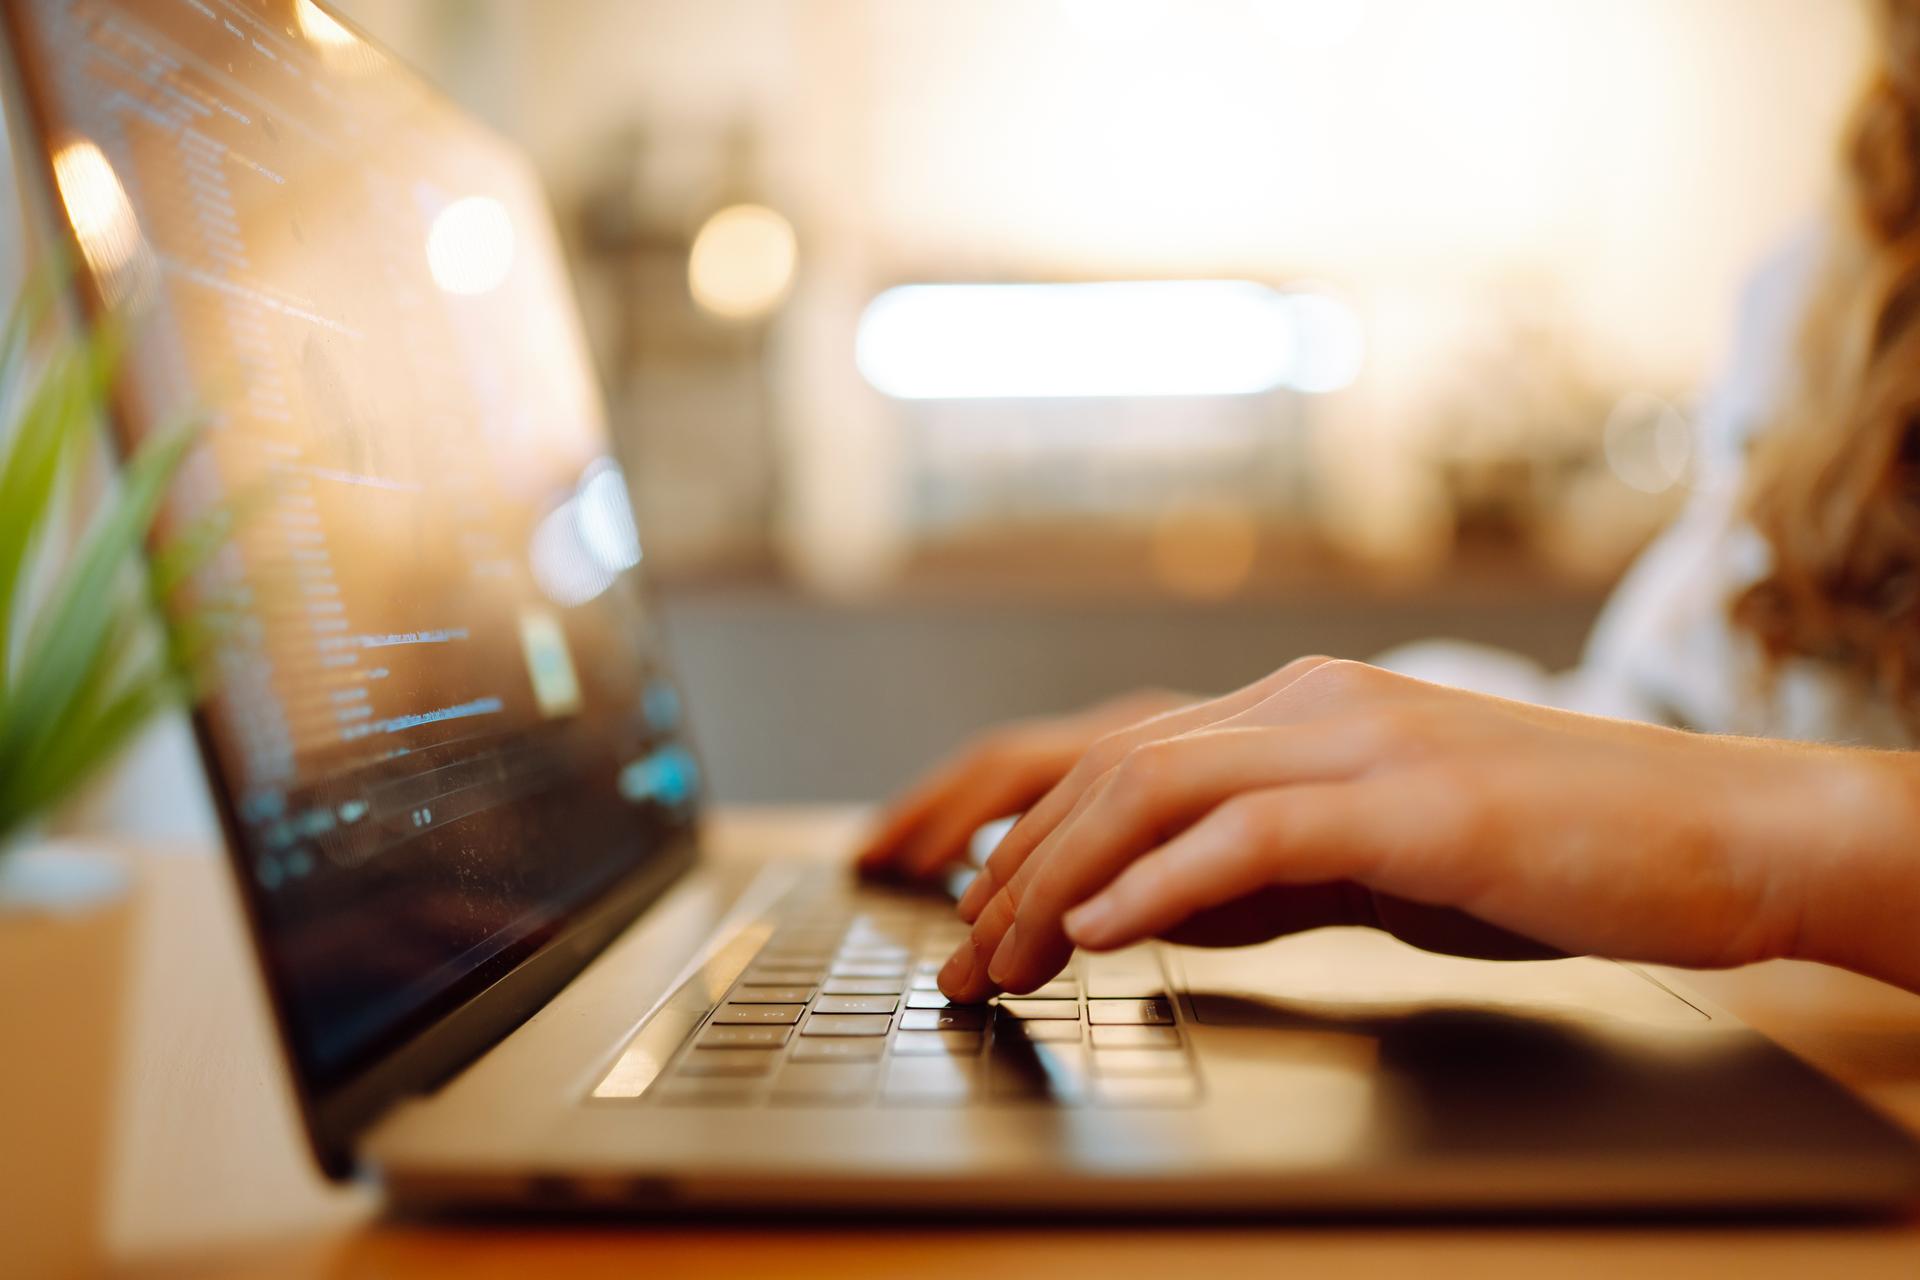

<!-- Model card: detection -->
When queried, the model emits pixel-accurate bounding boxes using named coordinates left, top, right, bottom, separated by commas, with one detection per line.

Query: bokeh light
left=1602, top=392, right=1692, bottom=494
left=426, top=195, right=516, bottom=296
left=529, top=459, right=644, bottom=607
left=687, top=203, right=798, bottom=322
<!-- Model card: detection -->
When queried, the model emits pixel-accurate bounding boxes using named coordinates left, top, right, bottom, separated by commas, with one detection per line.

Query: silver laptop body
left=8, top=0, right=1918, bottom=1217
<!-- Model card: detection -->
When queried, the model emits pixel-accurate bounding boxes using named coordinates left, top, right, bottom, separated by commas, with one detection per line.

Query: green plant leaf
left=0, top=318, right=125, bottom=683
left=0, top=419, right=195, bottom=779
left=0, top=660, right=181, bottom=841
left=0, top=256, right=66, bottom=393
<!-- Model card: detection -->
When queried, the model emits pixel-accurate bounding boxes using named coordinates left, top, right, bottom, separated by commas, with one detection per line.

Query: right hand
left=855, top=689, right=1198, bottom=882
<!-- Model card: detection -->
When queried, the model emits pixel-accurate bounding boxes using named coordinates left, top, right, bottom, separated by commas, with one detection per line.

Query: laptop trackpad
left=1181, top=928, right=1708, bottom=1028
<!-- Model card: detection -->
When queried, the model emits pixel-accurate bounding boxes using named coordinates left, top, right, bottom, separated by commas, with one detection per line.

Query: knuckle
left=1299, top=658, right=1378, bottom=699
left=1267, top=655, right=1334, bottom=688
left=1110, top=739, right=1171, bottom=795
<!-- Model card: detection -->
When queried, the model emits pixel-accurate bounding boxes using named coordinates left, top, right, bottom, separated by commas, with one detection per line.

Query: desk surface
left=111, top=808, right=1920, bottom=1279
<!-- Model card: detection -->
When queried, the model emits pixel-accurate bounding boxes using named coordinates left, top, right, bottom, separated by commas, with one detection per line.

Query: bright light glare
left=426, top=196, right=515, bottom=296
left=52, top=139, right=143, bottom=291
left=296, top=0, right=384, bottom=73
left=1251, top=0, right=1371, bottom=50
left=1061, top=0, right=1172, bottom=41
left=575, top=459, right=643, bottom=576
left=688, top=204, right=798, bottom=321
left=529, top=459, right=643, bottom=608
left=856, top=282, right=1363, bottom=399
left=1284, top=292, right=1367, bottom=394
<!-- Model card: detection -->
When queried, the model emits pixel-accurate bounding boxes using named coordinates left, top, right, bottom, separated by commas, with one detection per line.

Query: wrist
left=1786, top=749, right=1920, bottom=991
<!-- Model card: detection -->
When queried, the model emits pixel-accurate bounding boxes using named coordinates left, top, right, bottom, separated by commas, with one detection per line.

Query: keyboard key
left=1086, top=998, right=1173, bottom=1025
left=883, top=1055, right=981, bottom=1103
left=712, top=1003, right=805, bottom=1025
left=652, top=1077, right=757, bottom=1106
left=814, top=994, right=899, bottom=1016
left=1083, top=953, right=1166, bottom=999
left=731, top=985, right=814, bottom=1004
left=697, top=1024, right=791, bottom=1049
left=790, top=1036, right=886, bottom=1063
left=1090, top=1025, right=1180, bottom=1048
left=766, top=942, right=839, bottom=960
left=905, top=991, right=982, bottom=1010
left=998, top=999, right=1081, bottom=1020
left=1095, top=1075, right=1199, bottom=1106
left=909, top=974, right=944, bottom=991
left=830, top=962, right=908, bottom=979
left=676, top=1049, right=778, bottom=1077
left=837, top=940, right=910, bottom=959
left=844, top=926, right=914, bottom=948
left=764, top=940, right=840, bottom=959
left=821, top=976, right=905, bottom=996
left=1027, top=979, right=1081, bottom=999
left=802, top=1013, right=893, bottom=1037
left=1090, top=1048, right=1190, bottom=1077
left=743, top=966, right=825, bottom=986
left=998, top=1019, right=1081, bottom=1043
left=771, top=1063, right=879, bottom=1103
left=900, top=1007, right=988, bottom=1032
left=892, top=1030, right=983, bottom=1056
left=759, top=947, right=835, bottom=964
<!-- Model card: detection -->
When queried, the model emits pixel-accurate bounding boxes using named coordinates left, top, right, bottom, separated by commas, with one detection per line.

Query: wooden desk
left=110, top=808, right=1920, bottom=1279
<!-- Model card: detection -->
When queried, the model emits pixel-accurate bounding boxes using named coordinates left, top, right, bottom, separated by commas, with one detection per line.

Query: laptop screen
left=6, top=0, right=700, bottom=1094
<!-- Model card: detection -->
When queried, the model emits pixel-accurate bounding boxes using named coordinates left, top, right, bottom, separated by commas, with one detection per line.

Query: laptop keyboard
left=647, top=897, right=1200, bottom=1108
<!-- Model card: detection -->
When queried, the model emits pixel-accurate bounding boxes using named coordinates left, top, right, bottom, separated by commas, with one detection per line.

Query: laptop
left=7, top=0, right=1919, bottom=1216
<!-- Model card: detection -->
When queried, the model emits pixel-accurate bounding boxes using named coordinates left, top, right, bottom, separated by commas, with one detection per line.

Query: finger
left=854, top=758, right=975, bottom=873
left=1063, top=784, right=1384, bottom=951
left=895, top=751, right=1064, bottom=879
left=991, top=723, right=1377, bottom=991
left=944, top=768, right=1126, bottom=999
left=938, top=874, right=1019, bottom=1002
left=963, top=656, right=1339, bottom=921
left=856, top=730, right=1049, bottom=875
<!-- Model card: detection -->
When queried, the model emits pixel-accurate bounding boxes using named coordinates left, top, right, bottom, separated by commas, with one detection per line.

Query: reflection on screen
left=8, top=0, right=698, bottom=1087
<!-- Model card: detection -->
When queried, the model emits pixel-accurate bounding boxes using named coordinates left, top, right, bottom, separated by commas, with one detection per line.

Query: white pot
left=0, top=842, right=135, bottom=1279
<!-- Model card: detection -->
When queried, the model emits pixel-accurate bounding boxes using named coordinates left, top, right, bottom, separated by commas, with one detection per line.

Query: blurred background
left=84, top=0, right=1893, bottom=805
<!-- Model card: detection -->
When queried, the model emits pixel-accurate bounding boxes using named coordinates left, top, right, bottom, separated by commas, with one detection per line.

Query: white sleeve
left=1563, top=228, right=1825, bottom=729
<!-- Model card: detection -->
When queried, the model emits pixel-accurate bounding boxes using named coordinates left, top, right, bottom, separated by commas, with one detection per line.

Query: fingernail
left=937, top=941, right=976, bottom=995
left=985, top=924, right=1019, bottom=986
left=1064, top=898, right=1111, bottom=945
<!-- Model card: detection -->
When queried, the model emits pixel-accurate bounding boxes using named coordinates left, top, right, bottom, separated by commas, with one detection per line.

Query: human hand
left=855, top=689, right=1197, bottom=882
left=938, top=658, right=1920, bottom=1000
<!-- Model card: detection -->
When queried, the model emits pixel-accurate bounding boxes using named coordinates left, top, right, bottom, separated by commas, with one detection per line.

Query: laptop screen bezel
left=0, top=0, right=705, bottom=1178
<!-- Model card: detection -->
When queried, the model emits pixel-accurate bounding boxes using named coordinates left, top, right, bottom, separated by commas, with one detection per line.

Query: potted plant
left=0, top=277, right=217, bottom=1278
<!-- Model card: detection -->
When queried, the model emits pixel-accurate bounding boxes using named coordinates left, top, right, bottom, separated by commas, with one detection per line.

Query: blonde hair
left=1733, top=0, right=1920, bottom=715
